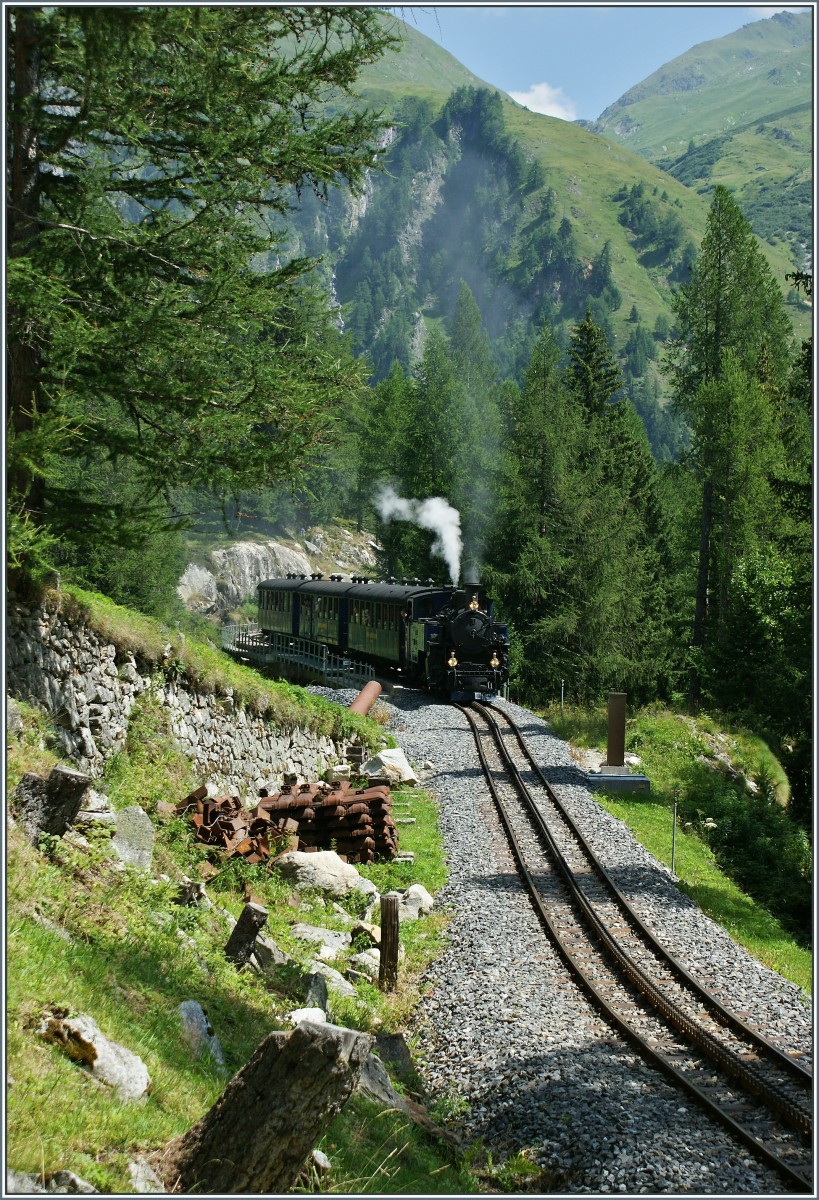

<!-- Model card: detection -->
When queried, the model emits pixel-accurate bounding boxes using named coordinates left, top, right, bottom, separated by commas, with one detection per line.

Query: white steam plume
left=375, top=484, right=462, bottom=585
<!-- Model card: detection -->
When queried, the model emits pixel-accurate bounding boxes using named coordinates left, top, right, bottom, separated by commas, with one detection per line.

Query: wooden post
left=607, top=692, right=627, bottom=767
left=154, top=1022, right=372, bottom=1194
left=224, top=902, right=268, bottom=968
left=378, top=892, right=400, bottom=992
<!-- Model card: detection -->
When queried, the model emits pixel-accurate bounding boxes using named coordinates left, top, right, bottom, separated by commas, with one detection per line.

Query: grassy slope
left=593, top=11, right=812, bottom=159
left=592, top=11, right=812, bottom=274
left=6, top=698, right=479, bottom=1194
left=360, top=10, right=492, bottom=101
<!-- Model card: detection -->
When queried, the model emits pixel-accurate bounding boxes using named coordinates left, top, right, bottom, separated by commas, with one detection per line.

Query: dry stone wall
left=5, top=594, right=352, bottom=796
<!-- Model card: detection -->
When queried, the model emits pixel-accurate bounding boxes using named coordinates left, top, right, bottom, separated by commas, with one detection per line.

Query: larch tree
left=6, top=6, right=398, bottom=582
left=664, top=186, right=793, bottom=705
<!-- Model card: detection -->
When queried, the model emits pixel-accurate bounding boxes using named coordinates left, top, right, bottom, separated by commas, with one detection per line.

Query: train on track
left=257, top=573, right=510, bottom=698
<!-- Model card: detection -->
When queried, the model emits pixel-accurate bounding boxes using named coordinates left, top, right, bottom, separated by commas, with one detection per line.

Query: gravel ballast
left=315, top=685, right=813, bottom=1194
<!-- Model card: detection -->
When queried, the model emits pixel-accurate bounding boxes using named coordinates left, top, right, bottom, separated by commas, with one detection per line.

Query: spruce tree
left=567, top=309, right=623, bottom=417
left=448, top=282, right=502, bottom=578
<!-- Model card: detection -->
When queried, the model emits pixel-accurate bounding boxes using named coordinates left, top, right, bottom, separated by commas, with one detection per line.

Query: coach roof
left=258, top=576, right=452, bottom=603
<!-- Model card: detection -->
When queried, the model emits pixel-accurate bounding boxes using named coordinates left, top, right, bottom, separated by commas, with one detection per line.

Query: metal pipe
left=347, top=679, right=382, bottom=716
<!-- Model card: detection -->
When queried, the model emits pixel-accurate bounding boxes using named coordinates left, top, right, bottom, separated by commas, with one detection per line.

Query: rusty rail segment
left=175, top=779, right=399, bottom=865
left=457, top=701, right=813, bottom=1193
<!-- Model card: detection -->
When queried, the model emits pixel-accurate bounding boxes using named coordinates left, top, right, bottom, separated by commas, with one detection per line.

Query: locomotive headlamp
left=469, top=595, right=479, bottom=611
left=447, top=651, right=458, bottom=668
left=489, top=653, right=500, bottom=669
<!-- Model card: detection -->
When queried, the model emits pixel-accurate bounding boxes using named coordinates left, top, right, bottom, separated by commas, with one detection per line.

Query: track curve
left=457, top=700, right=813, bottom=1193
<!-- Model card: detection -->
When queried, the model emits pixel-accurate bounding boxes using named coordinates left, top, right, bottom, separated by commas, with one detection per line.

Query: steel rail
left=477, top=701, right=813, bottom=1088
left=456, top=701, right=813, bottom=1194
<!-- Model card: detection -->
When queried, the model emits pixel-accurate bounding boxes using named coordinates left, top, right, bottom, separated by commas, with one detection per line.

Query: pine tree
left=6, top=6, right=397, bottom=583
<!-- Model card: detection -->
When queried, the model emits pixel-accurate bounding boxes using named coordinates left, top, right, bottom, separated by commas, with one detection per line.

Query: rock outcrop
left=177, top=526, right=381, bottom=617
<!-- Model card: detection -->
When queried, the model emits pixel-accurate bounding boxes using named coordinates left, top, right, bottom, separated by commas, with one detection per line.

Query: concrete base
left=584, top=771, right=651, bottom=793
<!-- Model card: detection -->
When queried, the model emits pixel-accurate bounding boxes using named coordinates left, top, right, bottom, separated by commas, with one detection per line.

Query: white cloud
left=508, top=82, right=578, bottom=122
left=744, top=5, right=811, bottom=17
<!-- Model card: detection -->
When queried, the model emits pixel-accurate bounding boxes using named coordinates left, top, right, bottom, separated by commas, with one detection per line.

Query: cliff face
left=177, top=527, right=381, bottom=617
left=178, top=542, right=312, bottom=614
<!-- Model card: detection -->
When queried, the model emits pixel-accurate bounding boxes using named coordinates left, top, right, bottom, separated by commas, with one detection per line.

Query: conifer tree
left=665, top=187, right=793, bottom=704
left=6, top=6, right=397, bottom=583
left=448, top=282, right=502, bottom=578
left=567, top=309, right=623, bottom=417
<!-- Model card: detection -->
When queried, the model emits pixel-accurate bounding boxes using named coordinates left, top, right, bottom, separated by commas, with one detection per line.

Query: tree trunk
left=155, top=1021, right=371, bottom=1194
left=378, top=892, right=399, bottom=992
left=689, top=478, right=714, bottom=709
left=223, top=902, right=268, bottom=968
left=7, top=7, right=45, bottom=514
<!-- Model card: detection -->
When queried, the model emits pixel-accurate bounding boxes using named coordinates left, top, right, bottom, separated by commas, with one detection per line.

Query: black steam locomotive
left=257, top=574, right=509, bottom=698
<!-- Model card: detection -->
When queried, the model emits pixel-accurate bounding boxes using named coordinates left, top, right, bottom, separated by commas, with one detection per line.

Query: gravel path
left=316, top=686, right=813, bottom=1194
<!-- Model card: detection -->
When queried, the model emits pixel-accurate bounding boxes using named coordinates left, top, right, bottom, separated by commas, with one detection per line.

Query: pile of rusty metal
left=175, top=779, right=398, bottom=866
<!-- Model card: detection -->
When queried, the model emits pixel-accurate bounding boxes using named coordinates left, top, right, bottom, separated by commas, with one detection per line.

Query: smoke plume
left=375, top=484, right=462, bottom=584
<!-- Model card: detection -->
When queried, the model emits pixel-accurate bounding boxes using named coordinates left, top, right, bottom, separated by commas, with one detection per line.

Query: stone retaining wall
left=5, top=594, right=352, bottom=795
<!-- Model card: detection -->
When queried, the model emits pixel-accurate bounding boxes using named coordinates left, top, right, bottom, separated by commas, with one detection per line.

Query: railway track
left=457, top=699, right=814, bottom=1193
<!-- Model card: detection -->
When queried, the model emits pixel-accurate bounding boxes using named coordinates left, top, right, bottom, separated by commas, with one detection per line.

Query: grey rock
left=350, top=921, right=381, bottom=948
left=110, top=806, right=154, bottom=871
left=177, top=1001, right=226, bottom=1068
left=7, top=1170, right=47, bottom=1194
left=38, top=1011, right=151, bottom=1101
left=43, top=1173, right=97, bottom=1195
left=127, top=1157, right=166, bottom=1194
left=7, top=1169, right=98, bottom=1194
left=291, top=923, right=351, bottom=960
left=7, top=696, right=24, bottom=738
left=349, top=949, right=380, bottom=980
left=304, top=971, right=329, bottom=1012
left=398, top=883, right=434, bottom=921
left=286, top=1006, right=328, bottom=1026
left=250, top=932, right=294, bottom=975
left=11, top=764, right=92, bottom=842
left=308, top=959, right=356, bottom=998
left=271, top=851, right=378, bottom=900
left=310, top=1148, right=332, bottom=1174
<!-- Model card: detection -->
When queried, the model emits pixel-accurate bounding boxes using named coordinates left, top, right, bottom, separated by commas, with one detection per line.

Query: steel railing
left=221, top=624, right=375, bottom=687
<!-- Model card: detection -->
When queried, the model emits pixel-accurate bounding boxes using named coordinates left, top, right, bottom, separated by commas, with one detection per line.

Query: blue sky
left=390, top=4, right=813, bottom=121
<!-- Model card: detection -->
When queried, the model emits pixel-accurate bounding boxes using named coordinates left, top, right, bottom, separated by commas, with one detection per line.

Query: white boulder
left=38, top=1011, right=151, bottom=1101
left=359, top=748, right=419, bottom=785
left=271, top=851, right=378, bottom=899
left=398, top=883, right=434, bottom=921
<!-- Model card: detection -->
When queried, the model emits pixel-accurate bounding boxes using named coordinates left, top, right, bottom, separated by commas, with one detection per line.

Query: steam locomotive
left=257, top=574, right=509, bottom=698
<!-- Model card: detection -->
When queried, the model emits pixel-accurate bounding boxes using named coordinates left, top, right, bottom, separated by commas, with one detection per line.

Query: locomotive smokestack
left=462, top=557, right=481, bottom=588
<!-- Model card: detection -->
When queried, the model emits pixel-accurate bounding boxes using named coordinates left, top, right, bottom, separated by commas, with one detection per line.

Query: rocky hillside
left=281, top=19, right=809, bottom=405
left=178, top=524, right=381, bottom=617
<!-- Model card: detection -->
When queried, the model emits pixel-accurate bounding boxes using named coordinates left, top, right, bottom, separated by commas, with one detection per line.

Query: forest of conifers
left=6, top=8, right=812, bottom=830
